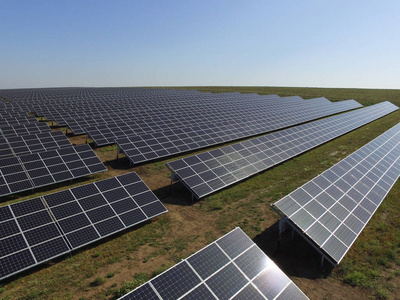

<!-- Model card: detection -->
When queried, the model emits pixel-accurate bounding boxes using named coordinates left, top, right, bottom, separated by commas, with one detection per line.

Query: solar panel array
left=166, top=102, right=398, bottom=199
left=272, top=122, right=400, bottom=265
left=117, top=100, right=362, bottom=166
left=0, top=131, right=73, bottom=159
left=0, top=145, right=106, bottom=197
left=119, top=227, right=308, bottom=300
left=0, top=172, right=167, bottom=280
left=0, top=89, right=362, bottom=158
left=0, top=122, right=51, bottom=138
left=0, top=115, right=37, bottom=127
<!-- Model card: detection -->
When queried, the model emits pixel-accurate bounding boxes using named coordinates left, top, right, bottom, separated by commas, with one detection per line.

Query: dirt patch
left=75, top=195, right=220, bottom=299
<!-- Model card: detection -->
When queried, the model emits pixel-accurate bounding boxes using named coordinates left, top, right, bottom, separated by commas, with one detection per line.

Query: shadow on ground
left=254, top=221, right=334, bottom=280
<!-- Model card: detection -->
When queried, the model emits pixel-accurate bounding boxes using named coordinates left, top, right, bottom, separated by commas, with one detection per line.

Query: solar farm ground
left=1, top=87, right=400, bottom=300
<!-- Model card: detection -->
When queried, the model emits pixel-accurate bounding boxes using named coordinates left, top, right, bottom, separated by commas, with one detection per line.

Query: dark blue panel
left=216, top=228, right=253, bottom=259
left=66, top=226, right=100, bottom=249
left=152, top=262, right=201, bottom=299
left=24, top=223, right=62, bottom=246
left=31, top=237, right=70, bottom=262
left=119, top=209, right=147, bottom=226
left=17, top=210, right=53, bottom=231
left=85, top=205, right=116, bottom=224
left=78, top=194, right=107, bottom=211
left=94, top=216, right=125, bottom=236
left=0, top=219, right=20, bottom=239
left=111, top=198, right=138, bottom=214
left=133, top=191, right=159, bottom=206
left=102, top=187, right=130, bottom=203
left=141, top=201, right=167, bottom=218
left=57, top=213, right=92, bottom=234
left=11, top=197, right=44, bottom=217
left=181, top=284, right=215, bottom=300
left=0, top=234, right=28, bottom=257
left=0, top=249, right=35, bottom=279
left=187, top=243, right=230, bottom=280
left=50, top=201, right=83, bottom=220
left=95, top=177, right=121, bottom=192
left=206, top=263, right=248, bottom=300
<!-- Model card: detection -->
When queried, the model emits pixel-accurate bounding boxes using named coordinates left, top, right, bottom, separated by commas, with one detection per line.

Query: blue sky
left=1, top=0, right=399, bottom=89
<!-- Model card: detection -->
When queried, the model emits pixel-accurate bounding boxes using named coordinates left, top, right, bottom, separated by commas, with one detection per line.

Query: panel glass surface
left=167, top=102, right=398, bottom=199
left=273, top=122, right=400, bottom=264
left=118, top=227, right=308, bottom=299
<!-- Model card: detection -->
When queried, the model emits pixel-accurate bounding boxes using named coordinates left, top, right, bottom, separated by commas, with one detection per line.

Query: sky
left=0, top=0, right=399, bottom=89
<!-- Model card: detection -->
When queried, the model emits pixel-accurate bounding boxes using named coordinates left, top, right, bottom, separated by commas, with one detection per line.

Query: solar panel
left=0, top=197, right=70, bottom=280
left=0, top=131, right=72, bottom=159
left=272, top=122, right=400, bottom=265
left=117, top=100, right=362, bottom=165
left=0, top=172, right=167, bottom=281
left=118, top=227, right=308, bottom=299
left=43, top=172, right=167, bottom=249
left=167, top=102, right=398, bottom=199
left=0, top=145, right=106, bottom=197
left=0, top=115, right=37, bottom=127
left=0, top=122, right=51, bottom=138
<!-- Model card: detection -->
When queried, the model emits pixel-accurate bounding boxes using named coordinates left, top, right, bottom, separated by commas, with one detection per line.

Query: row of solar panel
left=167, top=102, right=398, bottom=198
left=0, top=172, right=167, bottom=281
left=47, top=94, right=294, bottom=130
left=49, top=93, right=286, bottom=128
left=273, top=121, right=400, bottom=265
left=63, top=94, right=300, bottom=135
left=119, top=227, right=308, bottom=300
left=0, top=122, right=51, bottom=138
left=117, top=109, right=400, bottom=299
left=0, top=131, right=72, bottom=159
left=6, top=92, right=284, bottom=126
left=0, top=144, right=106, bottom=197
left=117, top=100, right=362, bottom=164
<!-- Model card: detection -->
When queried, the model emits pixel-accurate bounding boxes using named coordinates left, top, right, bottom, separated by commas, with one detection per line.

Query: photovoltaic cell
left=0, top=172, right=167, bottom=281
left=273, top=122, right=400, bottom=265
left=167, top=102, right=398, bottom=199
left=118, top=227, right=308, bottom=300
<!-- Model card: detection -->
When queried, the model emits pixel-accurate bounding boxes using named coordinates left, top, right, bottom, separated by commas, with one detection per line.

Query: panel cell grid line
left=43, top=171, right=167, bottom=250
left=118, top=227, right=308, bottom=300
left=0, top=145, right=107, bottom=197
left=272, top=122, right=400, bottom=265
left=166, top=102, right=398, bottom=199
left=0, top=197, right=71, bottom=281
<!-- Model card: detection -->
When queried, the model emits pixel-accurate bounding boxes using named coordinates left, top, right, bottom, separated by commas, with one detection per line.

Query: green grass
left=1, top=86, right=400, bottom=299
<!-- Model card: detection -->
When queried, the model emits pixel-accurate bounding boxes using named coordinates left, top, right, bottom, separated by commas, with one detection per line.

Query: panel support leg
left=321, top=255, right=325, bottom=269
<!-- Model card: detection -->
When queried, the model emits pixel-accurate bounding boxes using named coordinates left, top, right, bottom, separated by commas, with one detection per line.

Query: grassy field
left=1, top=87, right=400, bottom=300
